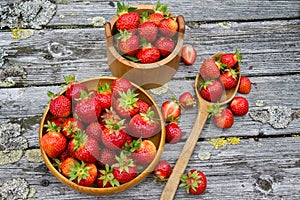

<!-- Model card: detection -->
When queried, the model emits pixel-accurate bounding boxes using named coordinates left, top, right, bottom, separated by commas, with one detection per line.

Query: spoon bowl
left=160, top=52, right=241, bottom=200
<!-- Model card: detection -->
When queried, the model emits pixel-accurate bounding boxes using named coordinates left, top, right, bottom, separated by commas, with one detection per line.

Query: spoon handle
left=160, top=105, right=209, bottom=200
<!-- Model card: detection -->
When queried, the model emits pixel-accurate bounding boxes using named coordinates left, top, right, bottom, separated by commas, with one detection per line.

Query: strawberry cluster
left=41, top=76, right=162, bottom=188
left=114, top=1, right=179, bottom=63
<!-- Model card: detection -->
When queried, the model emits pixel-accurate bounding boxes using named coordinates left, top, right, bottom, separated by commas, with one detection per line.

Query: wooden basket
left=105, top=4, right=185, bottom=89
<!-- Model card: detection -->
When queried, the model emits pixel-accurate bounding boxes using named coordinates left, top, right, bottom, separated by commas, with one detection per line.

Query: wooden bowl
left=105, top=4, right=185, bottom=89
left=39, top=76, right=166, bottom=195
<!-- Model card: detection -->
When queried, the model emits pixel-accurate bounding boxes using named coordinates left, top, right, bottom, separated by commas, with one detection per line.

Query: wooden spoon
left=160, top=53, right=241, bottom=200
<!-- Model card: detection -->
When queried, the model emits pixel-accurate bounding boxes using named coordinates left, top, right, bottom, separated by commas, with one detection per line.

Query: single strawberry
left=63, top=75, right=88, bottom=101
left=48, top=91, right=71, bottom=118
left=199, top=80, right=223, bottom=102
left=238, top=76, right=251, bottom=94
left=139, top=19, right=158, bottom=43
left=62, top=118, right=84, bottom=139
left=69, top=130, right=100, bottom=163
left=74, top=90, right=102, bottom=123
left=113, top=89, right=140, bottom=118
left=179, top=92, right=196, bottom=110
left=158, top=17, right=178, bottom=38
left=137, top=99, right=151, bottom=113
left=41, top=121, right=67, bottom=158
left=208, top=104, right=234, bottom=129
left=153, top=160, right=173, bottom=182
left=95, top=82, right=113, bottom=110
left=161, top=97, right=181, bottom=122
left=98, top=148, right=117, bottom=166
left=112, top=152, right=138, bottom=184
left=131, top=139, right=157, bottom=165
left=181, top=45, right=197, bottom=65
left=149, top=1, right=168, bottom=25
left=111, top=78, right=133, bottom=98
left=165, top=122, right=182, bottom=144
left=128, top=108, right=159, bottom=138
left=220, top=68, right=239, bottom=89
left=180, top=169, right=207, bottom=195
left=58, top=149, right=70, bottom=161
left=155, top=36, right=175, bottom=57
left=229, top=96, right=249, bottom=116
left=85, top=122, right=102, bottom=143
left=69, top=161, right=98, bottom=186
left=115, top=1, right=140, bottom=33
left=220, top=49, right=242, bottom=68
left=97, top=164, right=120, bottom=188
left=136, top=41, right=161, bottom=64
left=101, top=119, right=128, bottom=150
left=199, top=59, right=221, bottom=81
left=59, top=157, right=78, bottom=178
left=117, top=30, right=140, bottom=56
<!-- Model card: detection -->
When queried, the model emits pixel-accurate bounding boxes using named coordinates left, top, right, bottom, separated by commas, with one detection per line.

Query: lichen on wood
left=0, top=178, right=30, bottom=200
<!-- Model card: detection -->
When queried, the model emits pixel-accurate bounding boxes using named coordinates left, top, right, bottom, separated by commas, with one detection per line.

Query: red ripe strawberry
left=199, top=80, right=223, bottom=102
left=149, top=12, right=164, bottom=25
left=220, top=49, right=242, bottom=68
left=179, top=92, right=196, bottom=110
left=95, top=82, right=113, bottom=110
left=137, top=99, right=151, bottom=113
left=128, top=108, right=159, bottom=138
left=131, top=139, right=157, bottom=165
left=69, top=161, right=98, bottom=186
left=111, top=78, right=133, bottom=98
left=199, top=59, right=221, bottom=81
left=101, top=120, right=128, bottom=150
left=153, top=160, right=173, bottom=182
left=220, top=68, right=239, bottom=89
left=149, top=1, right=168, bottom=25
left=136, top=42, right=161, bottom=64
left=70, top=131, right=100, bottom=163
left=165, top=122, right=182, bottom=144
left=74, top=90, right=102, bottom=123
left=155, top=36, right=175, bottom=57
left=48, top=92, right=71, bottom=118
left=41, top=121, right=67, bottom=158
left=238, top=76, right=251, bottom=94
left=181, top=45, right=197, bottom=65
left=229, top=96, right=249, bottom=116
left=97, top=164, right=120, bottom=188
left=158, top=17, right=178, bottom=38
left=85, top=122, right=102, bottom=142
left=139, top=21, right=158, bottom=43
left=63, top=75, right=88, bottom=101
left=208, top=104, right=234, bottom=129
left=115, top=2, right=140, bottom=33
left=113, top=89, right=140, bottom=118
left=180, top=169, right=207, bottom=195
left=59, top=157, right=78, bottom=178
left=161, top=98, right=181, bottom=122
left=118, top=30, right=140, bottom=56
left=58, top=149, right=70, bottom=161
left=98, top=148, right=117, bottom=166
left=49, top=117, right=65, bottom=129
left=62, top=118, right=84, bottom=139
left=112, top=152, right=138, bottom=184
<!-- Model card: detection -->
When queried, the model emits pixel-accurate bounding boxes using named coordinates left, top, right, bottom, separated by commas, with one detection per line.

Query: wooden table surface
left=0, top=0, right=299, bottom=199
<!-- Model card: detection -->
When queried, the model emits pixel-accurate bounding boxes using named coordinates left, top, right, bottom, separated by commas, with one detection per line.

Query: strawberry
left=117, top=30, right=140, bottom=56
left=130, top=139, right=157, bottom=165
left=59, top=157, right=78, bottom=178
left=63, top=75, right=88, bottom=101
left=220, top=68, right=239, bottom=89
left=208, top=104, right=234, bottom=129
left=112, top=152, right=138, bottom=184
left=136, top=42, right=161, bottom=64
left=48, top=91, right=71, bottom=118
left=128, top=108, right=159, bottom=138
left=149, top=1, right=168, bottom=25
left=229, top=96, right=249, bottom=116
left=69, top=130, right=100, bottom=163
left=74, top=90, right=102, bottom=123
left=69, top=161, right=98, bottom=186
left=153, top=160, right=173, bottom=182
left=158, top=17, right=178, bottom=38
left=137, top=99, right=151, bottom=113
left=41, top=121, right=67, bottom=158
left=58, top=149, right=70, bottom=161
left=199, top=59, right=221, bottom=81
left=49, top=117, right=65, bottom=129
left=138, top=15, right=158, bottom=43
left=62, top=118, right=84, bottom=139
left=98, top=148, right=117, bottom=166
left=113, top=89, right=140, bottom=118
left=111, top=78, right=133, bottom=98
left=85, top=122, right=102, bottom=143
left=179, top=92, right=196, bottom=110
left=180, top=169, right=207, bottom=195
left=238, top=76, right=251, bottom=94
left=115, top=1, right=140, bottom=33
left=97, top=164, right=120, bottom=188
left=101, top=120, right=128, bottom=150
left=181, top=45, right=197, bottom=65
left=165, top=122, right=182, bottom=144
left=161, top=98, right=181, bottom=122
left=199, top=80, right=223, bottom=102
left=95, top=82, right=113, bottom=110
left=155, top=36, right=175, bottom=57
left=220, top=49, right=242, bottom=68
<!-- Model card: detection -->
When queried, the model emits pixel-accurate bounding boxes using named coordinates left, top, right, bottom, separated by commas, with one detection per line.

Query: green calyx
left=117, top=30, right=133, bottom=42
left=97, top=82, right=111, bottom=94
left=116, top=1, right=137, bottom=16
left=75, top=89, right=93, bottom=101
left=199, top=80, right=213, bottom=90
left=207, top=103, right=222, bottom=118
left=118, top=89, right=139, bottom=109
left=98, top=164, right=120, bottom=187
left=140, top=107, right=155, bottom=121
left=234, top=49, right=242, bottom=63
left=124, top=137, right=142, bottom=153
left=73, top=130, right=88, bottom=150
left=69, top=161, right=91, bottom=183
left=105, top=119, right=125, bottom=135
left=179, top=170, right=202, bottom=194
left=140, top=12, right=149, bottom=24
left=44, top=120, right=61, bottom=132
left=226, top=68, right=239, bottom=80
left=154, top=1, right=168, bottom=15
left=63, top=74, right=75, bottom=85
left=112, top=151, right=135, bottom=173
